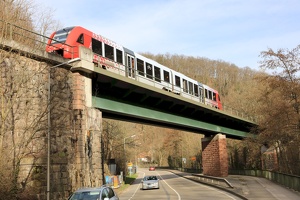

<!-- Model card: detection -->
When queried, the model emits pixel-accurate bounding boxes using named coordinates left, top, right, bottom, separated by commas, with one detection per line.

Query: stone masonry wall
left=69, top=72, right=103, bottom=190
left=51, top=71, right=103, bottom=199
left=201, top=134, right=228, bottom=177
left=0, top=50, right=103, bottom=199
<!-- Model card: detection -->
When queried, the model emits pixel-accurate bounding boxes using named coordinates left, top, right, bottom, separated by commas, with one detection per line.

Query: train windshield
left=51, top=27, right=75, bottom=44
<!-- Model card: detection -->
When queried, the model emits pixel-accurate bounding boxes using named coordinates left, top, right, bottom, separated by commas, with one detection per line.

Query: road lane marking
left=156, top=171, right=181, bottom=200
left=127, top=172, right=145, bottom=200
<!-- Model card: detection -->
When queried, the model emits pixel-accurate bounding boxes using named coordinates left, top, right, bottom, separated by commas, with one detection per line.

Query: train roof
left=54, top=26, right=76, bottom=33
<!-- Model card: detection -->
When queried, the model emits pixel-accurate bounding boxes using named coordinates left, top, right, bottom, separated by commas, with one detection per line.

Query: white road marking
left=128, top=172, right=145, bottom=200
left=127, top=170, right=237, bottom=200
left=156, top=171, right=181, bottom=200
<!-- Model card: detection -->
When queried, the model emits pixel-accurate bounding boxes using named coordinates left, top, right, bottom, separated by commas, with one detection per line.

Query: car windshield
left=144, top=176, right=157, bottom=181
left=51, top=27, right=74, bottom=44
left=68, top=191, right=100, bottom=200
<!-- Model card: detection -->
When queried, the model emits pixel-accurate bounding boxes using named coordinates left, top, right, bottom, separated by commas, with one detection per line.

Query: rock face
left=0, top=50, right=103, bottom=199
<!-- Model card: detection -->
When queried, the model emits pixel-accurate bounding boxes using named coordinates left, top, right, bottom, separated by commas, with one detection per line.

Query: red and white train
left=46, top=26, right=222, bottom=109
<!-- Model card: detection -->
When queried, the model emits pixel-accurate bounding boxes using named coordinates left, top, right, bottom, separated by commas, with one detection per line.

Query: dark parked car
left=68, top=185, right=119, bottom=200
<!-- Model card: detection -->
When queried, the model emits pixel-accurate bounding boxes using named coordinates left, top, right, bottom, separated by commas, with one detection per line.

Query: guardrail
left=191, top=174, right=234, bottom=188
left=230, top=169, right=300, bottom=192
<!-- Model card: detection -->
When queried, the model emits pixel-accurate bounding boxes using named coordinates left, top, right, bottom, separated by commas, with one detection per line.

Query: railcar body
left=46, top=26, right=222, bottom=109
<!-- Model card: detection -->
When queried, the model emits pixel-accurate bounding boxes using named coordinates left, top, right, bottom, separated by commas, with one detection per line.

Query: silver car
left=141, top=176, right=160, bottom=190
left=68, top=185, right=119, bottom=200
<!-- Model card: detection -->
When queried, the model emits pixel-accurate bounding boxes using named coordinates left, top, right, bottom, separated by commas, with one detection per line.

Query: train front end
left=46, top=27, right=76, bottom=59
left=216, top=93, right=222, bottom=110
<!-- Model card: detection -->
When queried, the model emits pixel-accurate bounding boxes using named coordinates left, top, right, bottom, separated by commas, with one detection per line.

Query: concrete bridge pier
left=201, top=134, right=228, bottom=177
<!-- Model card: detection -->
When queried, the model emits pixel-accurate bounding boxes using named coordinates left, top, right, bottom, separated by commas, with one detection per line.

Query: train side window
left=188, top=82, right=193, bottom=94
left=77, top=34, right=84, bottom=44
left=175, top=75, right=180, bottom=87
left=105, top=44, right=114, bottom=60
left=213, top=92, right=216, bottom=101
left=92, top=38, right=102, bottom=55
left=183, top=79, right=188, bottom=92
left=208, top=90, right=212, bottom=100
left=116, top=49, right=123, bottom=64
left=137, top=58, right=144, bottom=76
left=194, top=84, right=199, bottom=97
left=146, top=62, right=153, bottom=79
left=164, top=71, right=170, bottom=83
left=154, top=66, right=161, bottom=82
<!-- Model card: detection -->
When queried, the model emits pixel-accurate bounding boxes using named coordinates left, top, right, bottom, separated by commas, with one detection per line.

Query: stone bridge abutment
left=0, top=46, right=104, bottom=199
left=67, top=68, right=103, bottom=191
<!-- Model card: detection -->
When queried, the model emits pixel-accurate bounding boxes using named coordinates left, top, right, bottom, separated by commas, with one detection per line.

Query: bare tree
left=31, top=2, right=62, bottom=45
left=102, top=120, right=125, bottom=163
left=257, top=45, right=300, bottom=175
left=1, top=0, right=62, bottom=50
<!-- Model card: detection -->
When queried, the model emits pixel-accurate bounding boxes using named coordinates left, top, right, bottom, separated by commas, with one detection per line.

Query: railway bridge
left=0, top=22, right=256, bottom=199
left=73, top=45, right=257, bottom=177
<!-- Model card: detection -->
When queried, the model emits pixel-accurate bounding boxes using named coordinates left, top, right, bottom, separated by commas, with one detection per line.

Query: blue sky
left=35, top=0, right=300, bottom=70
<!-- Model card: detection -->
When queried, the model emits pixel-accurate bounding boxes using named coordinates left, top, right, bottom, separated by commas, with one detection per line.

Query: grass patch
left=115, top=174, right=138, bottom=195
left=125, top=173, right=138, bottom=184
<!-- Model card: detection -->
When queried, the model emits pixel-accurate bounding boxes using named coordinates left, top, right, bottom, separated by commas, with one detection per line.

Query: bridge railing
left=222, top=105, right=257, bottom=122
left=0, top=19, right=47, bottom=50
left=0, top=19, right=76, bottom=58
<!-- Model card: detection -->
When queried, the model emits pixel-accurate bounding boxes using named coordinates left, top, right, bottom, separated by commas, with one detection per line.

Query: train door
left=126, top=54, right=135, bottom=79
left=198, top=84, right=205, bottom=103
left=170, top=70, right=174, bottom=92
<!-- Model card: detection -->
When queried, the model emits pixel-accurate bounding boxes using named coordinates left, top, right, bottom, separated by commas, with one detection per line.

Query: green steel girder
left=140, top=93, right=149, bottom=102
left=91, top=67, right=257, bottom=139
left=92, top=96, right=251, bottom=138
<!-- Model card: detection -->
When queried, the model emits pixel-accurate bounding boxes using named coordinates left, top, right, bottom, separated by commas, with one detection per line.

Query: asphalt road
left=119, top=168, right=243, bottom=200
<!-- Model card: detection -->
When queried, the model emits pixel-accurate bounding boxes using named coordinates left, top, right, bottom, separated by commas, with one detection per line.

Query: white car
left=141, top=176, right=160, bottom=190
